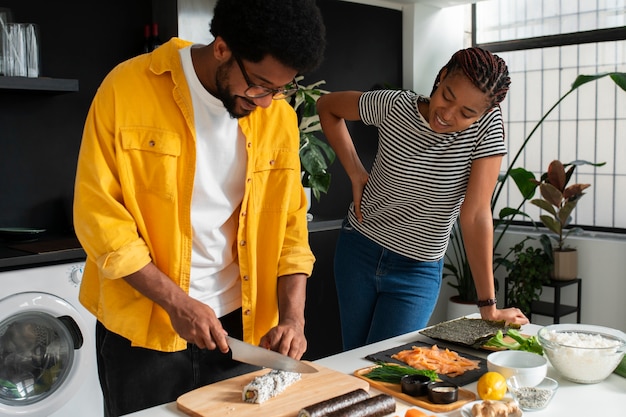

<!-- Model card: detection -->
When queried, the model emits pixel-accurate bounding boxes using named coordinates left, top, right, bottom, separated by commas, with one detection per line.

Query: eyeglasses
left=234, top=55, right=299, bottom=100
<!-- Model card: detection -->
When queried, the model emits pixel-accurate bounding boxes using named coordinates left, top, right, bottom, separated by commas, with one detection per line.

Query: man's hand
left=124, top=262, right=229, bottom=353
left=258, top=273, right=309, bottom=359
left=259, top=320, right=307, bottom=360
left=166, top=296, right=229, bottom=352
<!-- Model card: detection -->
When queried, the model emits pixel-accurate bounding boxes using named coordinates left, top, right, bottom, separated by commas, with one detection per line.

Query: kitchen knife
left=226, top=336, right=318, bottom=373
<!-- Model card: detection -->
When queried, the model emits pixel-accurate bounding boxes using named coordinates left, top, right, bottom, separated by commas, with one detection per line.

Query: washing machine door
left=0, top=292, right=89, bottom=417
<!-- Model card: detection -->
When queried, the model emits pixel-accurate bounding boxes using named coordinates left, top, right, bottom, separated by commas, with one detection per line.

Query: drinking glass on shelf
left=24, top=23, right=40, bottom=77
left=3, top=22, right=27, bottom=77
left=0, top=7, right=14, bottom=76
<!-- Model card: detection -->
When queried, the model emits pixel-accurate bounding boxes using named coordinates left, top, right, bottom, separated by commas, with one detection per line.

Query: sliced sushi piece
left=242, top=369, right=301, bottom=404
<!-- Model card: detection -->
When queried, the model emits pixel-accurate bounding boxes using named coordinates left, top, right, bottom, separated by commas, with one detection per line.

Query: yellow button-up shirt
left=74, top=38, right=315, bottom=352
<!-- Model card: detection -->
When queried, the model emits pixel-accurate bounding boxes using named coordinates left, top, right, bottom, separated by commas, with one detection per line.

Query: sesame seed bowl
left=506, top=376, right=558, bottom=411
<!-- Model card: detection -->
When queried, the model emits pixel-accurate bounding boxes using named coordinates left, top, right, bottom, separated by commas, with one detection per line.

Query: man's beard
left=215, top=63, right=254, bottom=119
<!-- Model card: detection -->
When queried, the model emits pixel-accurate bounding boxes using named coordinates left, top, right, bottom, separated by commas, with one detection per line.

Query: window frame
left=471, top=3, right=626, bottom=234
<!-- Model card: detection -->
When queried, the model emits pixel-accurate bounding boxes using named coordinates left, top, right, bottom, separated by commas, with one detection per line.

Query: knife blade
left=226, top=336, right=318, bottom=373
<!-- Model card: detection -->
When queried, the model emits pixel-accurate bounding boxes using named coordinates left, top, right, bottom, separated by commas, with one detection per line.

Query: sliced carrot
left=405, top=408, right=429, bottom=417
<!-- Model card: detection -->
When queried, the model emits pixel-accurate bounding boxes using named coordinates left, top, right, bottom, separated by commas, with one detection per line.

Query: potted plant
left=499, top=236, right=552, bottom=316
left=289, top=77, right=336, bottom=203
left=443, top=222, right=480, bottom=317
left=444, top=72, right=625, bottom=305
left=529, top=160, right=590, bottom=280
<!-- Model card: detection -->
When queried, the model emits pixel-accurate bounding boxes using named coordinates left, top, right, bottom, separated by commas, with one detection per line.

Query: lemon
left=477, top=371, right=507, bottom=400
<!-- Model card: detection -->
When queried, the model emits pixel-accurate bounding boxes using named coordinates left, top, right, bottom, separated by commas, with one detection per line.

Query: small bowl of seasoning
left=427, top=381, right=458, bottom=404
left=401, top=374, right=431, bottom=397
left=507, top=376, right=558, bottom=411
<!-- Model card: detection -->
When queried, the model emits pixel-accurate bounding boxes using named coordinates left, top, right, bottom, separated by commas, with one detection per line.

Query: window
left=474, top=0, right=626, bottom=231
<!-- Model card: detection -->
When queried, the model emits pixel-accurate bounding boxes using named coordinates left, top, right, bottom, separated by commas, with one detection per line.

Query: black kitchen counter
left=308, top=217, right=343, bottom=233
left=0, top=233, right=86, bottom=271
left=0, top=218, right=342, bottom=271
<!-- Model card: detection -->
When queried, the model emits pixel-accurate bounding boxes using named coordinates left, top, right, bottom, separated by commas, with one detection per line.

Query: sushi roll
left=298, top=388, right=370, bottom=417
left=242, top=369, right=301, bottom=404
left=324, top=394, right=396, bottom=417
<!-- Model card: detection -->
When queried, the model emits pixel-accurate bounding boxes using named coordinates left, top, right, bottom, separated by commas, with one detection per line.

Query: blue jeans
left=334, top=219, right=443, bottom=350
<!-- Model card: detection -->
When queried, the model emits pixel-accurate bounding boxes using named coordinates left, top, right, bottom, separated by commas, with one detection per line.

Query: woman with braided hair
left=317, top=47, right=528, bottom=351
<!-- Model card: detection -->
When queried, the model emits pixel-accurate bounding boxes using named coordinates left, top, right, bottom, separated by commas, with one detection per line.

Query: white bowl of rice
left=537, top=324, right=626, bottom=384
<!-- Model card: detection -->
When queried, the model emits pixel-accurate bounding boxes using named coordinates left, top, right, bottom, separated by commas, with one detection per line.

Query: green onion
left=362, top=362, right=438, bottom=383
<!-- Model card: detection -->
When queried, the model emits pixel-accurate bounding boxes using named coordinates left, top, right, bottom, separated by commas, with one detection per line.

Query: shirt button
left=244, top=309, right=251, bottom=315
left=247, top=178, right=252, bottom=183
left=241, top=211, right=247, bottom=217
left=148, top=140, right=155, bottom=147
left=243, top=275, right=249, bottom=281
left=239, top=240, right=246, bottom=246
left=247, top=142, right=252, bottom=148
left=269, top=159, right=275, bottom=165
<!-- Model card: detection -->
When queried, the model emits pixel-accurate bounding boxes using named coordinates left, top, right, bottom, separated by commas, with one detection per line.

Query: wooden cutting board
left=177, top=362, right=371, bottom=417
left=354, top=366, right=476, bottom=413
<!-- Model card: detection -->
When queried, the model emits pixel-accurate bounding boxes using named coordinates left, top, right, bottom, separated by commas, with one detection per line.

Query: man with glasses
left=73, top=1, right=325, bottom=416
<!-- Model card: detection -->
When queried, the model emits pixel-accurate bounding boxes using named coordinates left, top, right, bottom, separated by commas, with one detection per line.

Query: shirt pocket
left=120, top=128, right=182, bottom=200
left=251, top=149, right=300, bottom=212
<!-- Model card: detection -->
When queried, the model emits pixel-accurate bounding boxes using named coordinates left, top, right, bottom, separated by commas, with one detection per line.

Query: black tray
left=365, top=340, right=487, bottom=386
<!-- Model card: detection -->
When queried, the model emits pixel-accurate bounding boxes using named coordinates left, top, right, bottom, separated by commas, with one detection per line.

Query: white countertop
left=127, top=318, right=625, bottom=417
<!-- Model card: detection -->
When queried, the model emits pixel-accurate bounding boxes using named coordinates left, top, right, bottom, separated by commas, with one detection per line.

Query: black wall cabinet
left=0, top=0, right=152, bottom=234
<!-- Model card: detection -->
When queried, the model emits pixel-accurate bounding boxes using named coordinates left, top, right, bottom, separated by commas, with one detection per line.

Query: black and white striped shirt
left=348, top=89, right=507, bottom=262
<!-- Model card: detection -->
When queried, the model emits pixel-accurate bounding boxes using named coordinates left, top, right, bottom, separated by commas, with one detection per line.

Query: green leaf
left=571, top=72, right=626, bottom=91
left=299, top=114, right=321, bottom=133
left=540, top=214, right=561, bottom=235
left=609, top=72, right=626, bottom=91
left=558, top=200, right=578, bottom=226
left=530, top=198, right=557, bottom=217
left=498, top=207, right=522, bottom=219
left=509, top=167, right=538, bottom=199
left=539, top=183, right=563, bottom=208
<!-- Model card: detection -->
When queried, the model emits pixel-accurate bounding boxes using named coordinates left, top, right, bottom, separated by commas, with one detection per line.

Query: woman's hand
left=351, top=170, right=369, bottom=222
left=480, top=305, right=529, bottom=326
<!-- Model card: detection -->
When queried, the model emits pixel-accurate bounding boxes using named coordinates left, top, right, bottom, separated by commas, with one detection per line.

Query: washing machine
left=0, top=262, right=103, bottom=417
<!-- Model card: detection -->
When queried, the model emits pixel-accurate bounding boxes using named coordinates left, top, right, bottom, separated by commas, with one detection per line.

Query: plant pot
left=552, top=249, right=578, bottom=281
left=446, top=295, right=478, bottom=320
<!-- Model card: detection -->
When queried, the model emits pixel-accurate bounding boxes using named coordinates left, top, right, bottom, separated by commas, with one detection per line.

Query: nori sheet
left=419, top=317, right=519, bottom=348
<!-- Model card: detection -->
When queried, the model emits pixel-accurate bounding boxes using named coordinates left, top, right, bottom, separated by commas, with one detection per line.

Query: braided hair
left=431, top=47, right=511, bottom=109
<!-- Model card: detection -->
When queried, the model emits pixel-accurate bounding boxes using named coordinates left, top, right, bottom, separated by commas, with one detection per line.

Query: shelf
left=531, top=301, right=579, bottom=318
left=505, top=277, right=582, bottom=324
left=0, top=76, right=79, bottom=93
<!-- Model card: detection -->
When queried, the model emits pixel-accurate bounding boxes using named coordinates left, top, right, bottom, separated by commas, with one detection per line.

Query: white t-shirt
left=180, top=46, right=245, bottom=317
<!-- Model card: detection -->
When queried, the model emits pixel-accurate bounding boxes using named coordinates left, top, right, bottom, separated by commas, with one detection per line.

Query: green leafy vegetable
left=483, top=329, right=544, bottom=355
left=362, top=362, right=438, bottom=384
